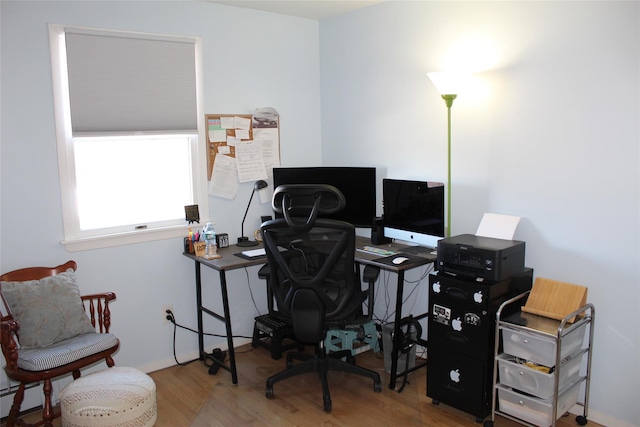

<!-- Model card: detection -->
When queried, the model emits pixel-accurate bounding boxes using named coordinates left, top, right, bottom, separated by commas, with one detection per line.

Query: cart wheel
left=575, top=415, right=588, bottom=425
left=265, top=385, right=274, bottom=398
left=483, top=421, right=494, bottom=427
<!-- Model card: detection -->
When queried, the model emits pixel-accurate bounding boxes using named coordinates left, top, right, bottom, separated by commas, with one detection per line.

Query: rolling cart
left=484, top=292, right=595, bottom=427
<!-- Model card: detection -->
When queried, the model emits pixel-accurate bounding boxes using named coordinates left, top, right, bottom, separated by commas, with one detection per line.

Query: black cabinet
left=427, top=269, right=532, bottom=421
left=427, top=347, right=491, bottom=417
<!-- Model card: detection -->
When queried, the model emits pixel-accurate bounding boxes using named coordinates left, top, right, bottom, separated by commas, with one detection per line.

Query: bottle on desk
left=202, top=222, right=219, bottom=259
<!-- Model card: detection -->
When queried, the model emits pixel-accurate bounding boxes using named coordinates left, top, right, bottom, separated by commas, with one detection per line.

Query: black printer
left=437, top=234, right=525, bottom=282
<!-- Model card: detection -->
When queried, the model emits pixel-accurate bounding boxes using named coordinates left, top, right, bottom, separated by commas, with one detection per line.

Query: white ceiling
left=203, top=0, right=384, bottom=20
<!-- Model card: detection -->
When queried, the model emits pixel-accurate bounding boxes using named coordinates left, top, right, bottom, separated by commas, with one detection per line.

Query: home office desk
left=183, top=236, right=436, bottom=389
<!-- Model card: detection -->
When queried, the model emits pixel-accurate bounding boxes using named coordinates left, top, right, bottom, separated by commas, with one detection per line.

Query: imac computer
left=382, top=178, right=445, bottom=249
left=272, top=166, right=376, bottom=228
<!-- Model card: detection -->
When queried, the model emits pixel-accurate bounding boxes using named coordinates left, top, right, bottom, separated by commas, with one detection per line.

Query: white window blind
left=64, top=29, right=197, bottom=135
left=50, top=24, right=208, bottom=251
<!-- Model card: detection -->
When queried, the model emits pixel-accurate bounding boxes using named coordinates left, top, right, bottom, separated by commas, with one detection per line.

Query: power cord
left=165, top=309, right=252, bottom=339
left=165, top=309, right=251, bottom=373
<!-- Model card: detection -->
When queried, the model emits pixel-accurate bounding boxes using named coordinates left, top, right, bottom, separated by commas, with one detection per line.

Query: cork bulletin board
left=205, top=114, right=253, bottom=181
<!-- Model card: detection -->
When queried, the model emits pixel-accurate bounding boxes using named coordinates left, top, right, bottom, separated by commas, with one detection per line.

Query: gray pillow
left=1, top=269, right=95, bottom=348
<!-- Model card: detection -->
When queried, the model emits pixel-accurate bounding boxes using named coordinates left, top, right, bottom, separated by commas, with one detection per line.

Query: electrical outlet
left=162, top=304, right=173, bottom=324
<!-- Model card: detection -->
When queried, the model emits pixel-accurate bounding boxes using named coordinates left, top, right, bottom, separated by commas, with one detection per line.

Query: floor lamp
left=427, top=72, right=461, bottom=238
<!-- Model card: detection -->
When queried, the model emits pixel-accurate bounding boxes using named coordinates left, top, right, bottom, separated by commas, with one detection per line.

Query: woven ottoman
left=60, top=366, right=157, bottom=427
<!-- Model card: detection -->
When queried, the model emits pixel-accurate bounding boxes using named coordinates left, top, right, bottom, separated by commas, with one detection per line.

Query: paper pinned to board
left=476, top=213, right=521, bottom=240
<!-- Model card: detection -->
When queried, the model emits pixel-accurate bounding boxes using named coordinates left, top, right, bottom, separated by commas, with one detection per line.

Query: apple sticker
left=432, top=281, right=441, bottom=293
left=450, top=369, right=461, bottom=382
left=473, top=291, right=483, bottom=303
left=452, top=317, right=463, bottom=331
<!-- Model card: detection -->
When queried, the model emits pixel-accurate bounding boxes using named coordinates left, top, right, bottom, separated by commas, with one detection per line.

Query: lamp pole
left=427, top=71, right=465, bottom=238
left=442, top=94, right=456, bottom=237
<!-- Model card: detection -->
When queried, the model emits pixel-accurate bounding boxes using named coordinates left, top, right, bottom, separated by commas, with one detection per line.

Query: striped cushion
left=18, top=333, right=118, bottom=371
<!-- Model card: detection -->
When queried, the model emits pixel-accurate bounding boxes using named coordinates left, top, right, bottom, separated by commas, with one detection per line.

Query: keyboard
left=357, top=246, right=397, bottom=257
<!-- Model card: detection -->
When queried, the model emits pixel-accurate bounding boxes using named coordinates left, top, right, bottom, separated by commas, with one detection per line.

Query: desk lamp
left=427, top=72, right=463, bottom=238
left=237, top=179, right=268, bottom=247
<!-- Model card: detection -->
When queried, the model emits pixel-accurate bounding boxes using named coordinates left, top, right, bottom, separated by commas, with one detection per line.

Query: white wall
left=0, top=0, right=321, bottom=388
left=320, top=2, right=639, bottom=426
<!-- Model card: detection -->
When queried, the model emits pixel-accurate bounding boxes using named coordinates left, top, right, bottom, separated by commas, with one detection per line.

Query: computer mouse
left=392, top=256, right=409, bottom=265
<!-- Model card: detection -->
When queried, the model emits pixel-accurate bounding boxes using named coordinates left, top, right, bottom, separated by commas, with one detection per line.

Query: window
left=49, top=25, right=208, bottom=251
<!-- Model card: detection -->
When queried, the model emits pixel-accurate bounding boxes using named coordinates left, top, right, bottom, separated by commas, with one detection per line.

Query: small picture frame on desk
left=217, top=233, right=229, bottom=248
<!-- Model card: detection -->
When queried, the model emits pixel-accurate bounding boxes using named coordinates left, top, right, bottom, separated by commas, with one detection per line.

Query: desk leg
left=389, top=269, right=405, bottom=390
left=218, top=271, right=238, bottom=385
left=194, top=261, right=205, bottom=360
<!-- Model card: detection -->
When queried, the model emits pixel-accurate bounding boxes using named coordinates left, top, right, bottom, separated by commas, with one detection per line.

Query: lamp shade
left=427, top=72, right=467, bottom=95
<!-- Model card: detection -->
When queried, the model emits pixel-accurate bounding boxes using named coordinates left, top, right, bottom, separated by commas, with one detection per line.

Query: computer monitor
left=272, top=166, right=376, bottom=228
left=382, top=178, right=445, bottom=248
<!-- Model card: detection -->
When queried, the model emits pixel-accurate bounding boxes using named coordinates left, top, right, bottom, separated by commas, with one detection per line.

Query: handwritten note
left=234, top=140, right=267, bottom=183
left=209, top=154, right=239, bottom=199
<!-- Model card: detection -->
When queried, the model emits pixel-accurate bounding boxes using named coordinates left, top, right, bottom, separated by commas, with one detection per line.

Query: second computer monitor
left=382, top=178, right=445, bottom=248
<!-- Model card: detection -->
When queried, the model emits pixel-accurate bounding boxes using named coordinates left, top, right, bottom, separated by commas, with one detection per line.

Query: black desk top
left=183, top=243, right=267, bottom=271
left=183, top=235, right=437, bottom=272
left=354, top=236, right=437, bottom=271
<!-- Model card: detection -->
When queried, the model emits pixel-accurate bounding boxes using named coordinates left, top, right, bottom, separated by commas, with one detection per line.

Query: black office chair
left=262, top=184, right=382, bottom=412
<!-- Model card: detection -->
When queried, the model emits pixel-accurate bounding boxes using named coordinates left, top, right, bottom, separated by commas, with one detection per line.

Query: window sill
left=62, top=225, right=190, bottom=252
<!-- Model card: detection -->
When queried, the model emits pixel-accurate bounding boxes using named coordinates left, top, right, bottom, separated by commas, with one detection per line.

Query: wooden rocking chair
left=0, top=261, right=119, bottom=427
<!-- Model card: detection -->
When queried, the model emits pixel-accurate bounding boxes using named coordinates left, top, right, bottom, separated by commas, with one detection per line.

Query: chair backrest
left=262, top=185, right=365, bottom=344
left=0, top=260, right=77, bottom=321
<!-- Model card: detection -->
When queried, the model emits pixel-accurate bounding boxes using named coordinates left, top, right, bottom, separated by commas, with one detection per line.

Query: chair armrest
left=361, top=266, right=380, bottom=319
left=81, top=292, right=116, bottom=333
left=258, top=263, right=270, bottom=279
left=362, top=265, right=380, bottom=283
left=0, top=318, right=20, bottom=372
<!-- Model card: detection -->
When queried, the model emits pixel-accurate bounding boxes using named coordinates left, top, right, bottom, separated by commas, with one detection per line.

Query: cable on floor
left=166, top=310, right=253, bottom=366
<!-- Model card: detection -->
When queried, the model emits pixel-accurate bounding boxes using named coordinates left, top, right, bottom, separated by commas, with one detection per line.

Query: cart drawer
left=501, top=322, right=586, bottom=367
left=497, top=382, right=580, bottom=427
left=497, top=353, right=582, bottom=400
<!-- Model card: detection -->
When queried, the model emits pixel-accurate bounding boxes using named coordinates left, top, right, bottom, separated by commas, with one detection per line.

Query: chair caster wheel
left=483, top=421, right=494, bottom=427
left=265, top=385, right=274, bottom=398
left=576, top=415, right=588, bottom=425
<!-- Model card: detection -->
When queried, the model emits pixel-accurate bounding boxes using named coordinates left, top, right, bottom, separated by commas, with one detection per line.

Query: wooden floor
left=5, top=343, right=600, bottom=427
